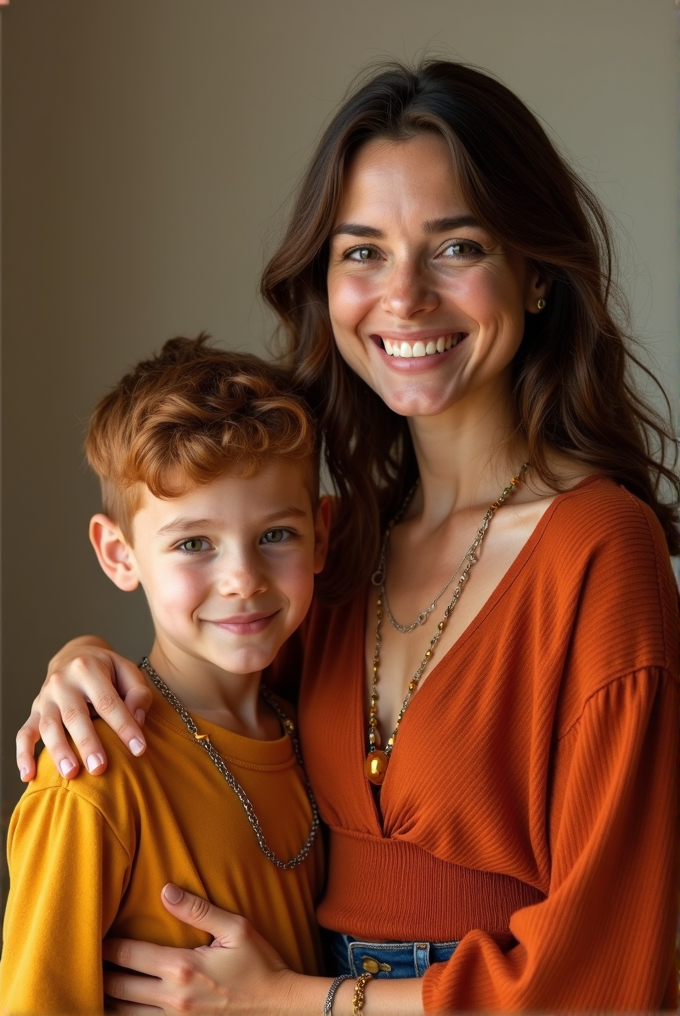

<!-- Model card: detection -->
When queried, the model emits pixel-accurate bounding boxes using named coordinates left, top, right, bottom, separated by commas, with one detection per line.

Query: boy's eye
left=178, top=538, right=210, bottom=553
left=261, top=528, right=289, bottom=544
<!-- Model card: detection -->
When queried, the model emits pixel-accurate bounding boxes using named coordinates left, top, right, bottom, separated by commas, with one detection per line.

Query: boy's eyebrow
left=260, top=506, right=308, bottom=524
left=156, top=507, right=308, bottom=536
left=156, top=517, right=215, bottom=536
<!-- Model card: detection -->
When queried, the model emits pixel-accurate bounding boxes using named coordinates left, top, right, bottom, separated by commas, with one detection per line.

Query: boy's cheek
left=143, top=567, right=206, bottom=616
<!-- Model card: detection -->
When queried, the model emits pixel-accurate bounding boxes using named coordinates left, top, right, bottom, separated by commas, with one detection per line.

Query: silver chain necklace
left=372, top=483, right=470, bottom=634
left=140, top=657, right=319, bottom=870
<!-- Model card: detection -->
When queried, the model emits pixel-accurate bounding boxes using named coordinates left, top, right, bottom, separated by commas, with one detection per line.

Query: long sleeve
left=422, top=666, right=678, bottom=1011
left=0, top=784, right=131, bottom=1015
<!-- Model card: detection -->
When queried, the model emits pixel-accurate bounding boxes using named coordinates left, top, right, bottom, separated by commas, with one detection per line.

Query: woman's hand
left=103, top=885, right=312, bottom=1016
left=16, top=636, right=152, bottom=781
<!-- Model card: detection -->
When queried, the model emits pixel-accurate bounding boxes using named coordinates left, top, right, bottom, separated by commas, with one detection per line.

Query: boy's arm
left=0, top=782, right=131, bottom=1015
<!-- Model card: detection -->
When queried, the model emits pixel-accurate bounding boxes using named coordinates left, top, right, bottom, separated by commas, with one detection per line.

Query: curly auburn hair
left=86, top=335, right=317, bottom=539
left=262, top=60, right=679, bottom=603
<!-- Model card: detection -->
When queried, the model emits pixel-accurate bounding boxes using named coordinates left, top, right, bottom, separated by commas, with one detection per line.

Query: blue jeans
left=328, top=931, right=458, bottom=979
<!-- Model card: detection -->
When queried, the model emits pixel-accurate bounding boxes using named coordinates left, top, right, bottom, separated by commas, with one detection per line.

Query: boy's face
left=94, top=460, right=328, bottom=682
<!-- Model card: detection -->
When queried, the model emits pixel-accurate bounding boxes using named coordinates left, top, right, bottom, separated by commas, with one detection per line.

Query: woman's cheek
left=329, top=274, right=373, bottom=339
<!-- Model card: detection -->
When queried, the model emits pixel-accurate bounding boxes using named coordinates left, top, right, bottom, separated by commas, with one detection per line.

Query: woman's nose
left=381, top=261, right=439, bottom=318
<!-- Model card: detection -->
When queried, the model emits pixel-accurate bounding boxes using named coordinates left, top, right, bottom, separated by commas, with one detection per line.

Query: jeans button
left=362, top=956, right=392, bottom=973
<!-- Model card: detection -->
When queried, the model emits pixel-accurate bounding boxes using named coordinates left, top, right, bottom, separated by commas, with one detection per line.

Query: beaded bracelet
left=322, top=973, right=352, bottom=1015
left=352, top=971, right=373, bottom=1014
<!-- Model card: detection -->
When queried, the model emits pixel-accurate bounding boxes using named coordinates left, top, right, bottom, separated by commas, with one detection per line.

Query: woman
left=16, top=61, right=679, bottom=1012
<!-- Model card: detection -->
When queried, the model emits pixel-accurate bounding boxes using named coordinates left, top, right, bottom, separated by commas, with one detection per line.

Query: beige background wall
left=1, top=0, right=677, bottom=841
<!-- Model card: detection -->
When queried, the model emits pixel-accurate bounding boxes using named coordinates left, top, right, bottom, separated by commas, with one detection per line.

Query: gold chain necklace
left=364, top=466, right=528, bottom=786
left=141, top=658, right=319, bottom=869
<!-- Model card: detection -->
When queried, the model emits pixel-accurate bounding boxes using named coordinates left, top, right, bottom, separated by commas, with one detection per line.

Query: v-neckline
left=355, top=474, right=604, bottom=836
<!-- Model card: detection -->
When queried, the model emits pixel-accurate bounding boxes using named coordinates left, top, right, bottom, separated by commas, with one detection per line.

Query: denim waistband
left=328, top=931, right=458, bottom=979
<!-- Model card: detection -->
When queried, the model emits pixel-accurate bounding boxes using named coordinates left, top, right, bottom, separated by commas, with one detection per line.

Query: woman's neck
left=407, top=391, right=527, bottom=524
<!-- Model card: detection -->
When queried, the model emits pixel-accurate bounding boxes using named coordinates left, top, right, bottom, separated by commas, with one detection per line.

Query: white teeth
left=382, top=333, right=465, bottom=357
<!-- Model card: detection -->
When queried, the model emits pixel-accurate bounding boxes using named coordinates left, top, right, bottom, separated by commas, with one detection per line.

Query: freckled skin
left=327, top=133, right=544, bottom=426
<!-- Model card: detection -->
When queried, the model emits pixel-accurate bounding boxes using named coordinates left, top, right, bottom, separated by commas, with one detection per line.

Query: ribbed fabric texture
left=298, top=477, right=679, bottom=1011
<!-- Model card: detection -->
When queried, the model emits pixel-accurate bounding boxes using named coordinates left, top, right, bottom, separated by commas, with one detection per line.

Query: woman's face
left=327, top=133, right=546, bottom=422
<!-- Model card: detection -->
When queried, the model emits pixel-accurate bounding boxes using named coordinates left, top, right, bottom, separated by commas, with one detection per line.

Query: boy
left=1, top=336, right=329, bottom=1014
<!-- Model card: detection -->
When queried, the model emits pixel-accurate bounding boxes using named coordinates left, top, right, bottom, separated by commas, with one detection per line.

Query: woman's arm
left=104, top=885, right=425, bottom=1016
left=16, top=635, right=152, bottom=781
left=419, top=667, right=678, bottom=1010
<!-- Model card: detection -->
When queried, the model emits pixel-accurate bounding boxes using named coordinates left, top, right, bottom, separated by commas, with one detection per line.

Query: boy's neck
left=146, top=642, right=281, bottom=742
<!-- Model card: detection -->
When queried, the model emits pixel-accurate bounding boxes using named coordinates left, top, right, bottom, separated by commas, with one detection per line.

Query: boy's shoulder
left=21, top=715, right=157, bottom=835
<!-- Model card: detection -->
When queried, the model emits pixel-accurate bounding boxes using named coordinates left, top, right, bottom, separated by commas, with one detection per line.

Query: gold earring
left=537, top=298, right=546, bottom=311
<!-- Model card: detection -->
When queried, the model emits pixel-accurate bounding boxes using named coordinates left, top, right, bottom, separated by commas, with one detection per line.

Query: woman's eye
left=262, top=528, right=290, bottom=544
left=178, top=538, right=210, bottom=553
left=346, top=246, right=379, bottom=262
left=440, top=241, right=482, bottom=259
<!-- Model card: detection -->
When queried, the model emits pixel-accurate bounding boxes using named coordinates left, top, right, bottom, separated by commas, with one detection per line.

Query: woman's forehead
left=335, top=134, right=471, bottom=229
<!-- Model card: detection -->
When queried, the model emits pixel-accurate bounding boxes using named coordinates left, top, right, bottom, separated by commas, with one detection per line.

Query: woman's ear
left=89, top=514, right=140, bottom=591
left=313, top=496, right=332, bottom=574
left=525, top=264, right=553, bottom=314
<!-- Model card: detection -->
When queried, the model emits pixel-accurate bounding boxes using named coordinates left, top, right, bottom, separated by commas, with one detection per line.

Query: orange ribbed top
left=298, top=477, right=679, bottom=1011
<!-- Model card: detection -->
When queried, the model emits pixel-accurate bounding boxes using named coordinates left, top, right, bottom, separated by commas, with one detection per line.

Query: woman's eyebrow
left=330, top=223, right=384, bottom=239
left=423, top=215, right=481, bottom=233
left=330, top=215, right=482, bottom=239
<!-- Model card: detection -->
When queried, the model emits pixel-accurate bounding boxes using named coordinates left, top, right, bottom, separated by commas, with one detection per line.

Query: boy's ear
left=89, top=514, right=140, bottom=592
left=312, top=496, right=332, bottom=574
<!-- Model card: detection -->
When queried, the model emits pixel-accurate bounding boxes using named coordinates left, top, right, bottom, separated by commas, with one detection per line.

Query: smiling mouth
left=208, top=611, right=279, bottom=634
left=378, top=333, right=467, bottom=358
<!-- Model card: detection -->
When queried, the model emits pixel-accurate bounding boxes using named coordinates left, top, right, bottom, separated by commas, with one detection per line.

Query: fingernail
left=86, top=753, right=105, bottom=773
left=163, top=883, right=183, bottom=904
left=59, top=759, right=75, bottom=776
left=129, top=737, right=145, bottom=756
left=134, top=709, right=146, bottom=726
left=20, top=766, right=29, bottom=781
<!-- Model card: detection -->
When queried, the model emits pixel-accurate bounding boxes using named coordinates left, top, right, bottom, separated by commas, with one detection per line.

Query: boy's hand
left=16, top=637, right=152, bottom=781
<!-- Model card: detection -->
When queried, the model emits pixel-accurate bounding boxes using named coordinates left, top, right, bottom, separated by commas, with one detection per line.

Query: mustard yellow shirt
left=1, top=685, right=324, bottom=1015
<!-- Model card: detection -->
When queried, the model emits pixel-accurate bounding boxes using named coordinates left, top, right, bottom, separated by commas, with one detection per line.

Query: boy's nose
left=215, top=558, right=267, bottom=599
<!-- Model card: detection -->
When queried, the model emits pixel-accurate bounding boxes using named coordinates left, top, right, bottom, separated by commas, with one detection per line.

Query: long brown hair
left=262, top=60, right=679, bottom=603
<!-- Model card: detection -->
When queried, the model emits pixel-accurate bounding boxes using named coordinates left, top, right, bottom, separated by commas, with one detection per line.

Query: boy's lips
left=206, top=610, right=279, bottom=635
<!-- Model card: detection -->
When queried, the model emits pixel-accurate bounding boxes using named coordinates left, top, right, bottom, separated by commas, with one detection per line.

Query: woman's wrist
left=330, top=974, right=424, bottom=1016
left=270, top=970, right=335, bottom=1016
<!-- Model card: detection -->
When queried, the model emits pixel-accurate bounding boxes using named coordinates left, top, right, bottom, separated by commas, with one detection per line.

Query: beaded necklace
left=365, top=466, right=528, bottom=785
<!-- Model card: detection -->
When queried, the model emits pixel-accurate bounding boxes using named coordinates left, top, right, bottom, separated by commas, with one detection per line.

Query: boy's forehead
left=133, top=459, right=315, bottom=531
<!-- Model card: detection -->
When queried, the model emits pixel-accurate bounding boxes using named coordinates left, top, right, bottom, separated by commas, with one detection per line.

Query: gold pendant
left=364, top=750, right=389, bottom=785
